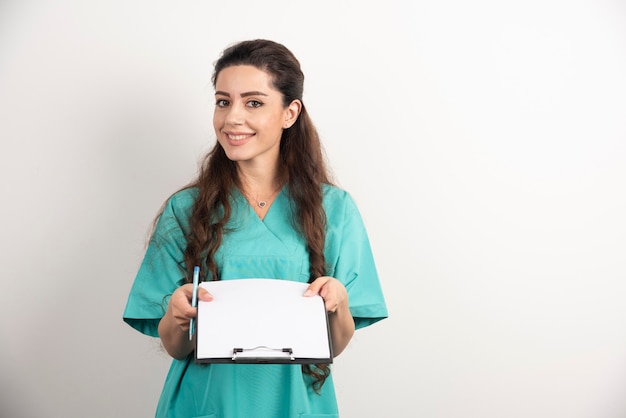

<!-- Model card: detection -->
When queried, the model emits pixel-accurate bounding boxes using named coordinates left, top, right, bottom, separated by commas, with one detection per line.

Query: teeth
left=228, top=134, right=250, bottom=140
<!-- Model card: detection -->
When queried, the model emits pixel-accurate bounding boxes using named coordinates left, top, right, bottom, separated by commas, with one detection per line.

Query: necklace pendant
left=258, top=201, right=267, bottom=208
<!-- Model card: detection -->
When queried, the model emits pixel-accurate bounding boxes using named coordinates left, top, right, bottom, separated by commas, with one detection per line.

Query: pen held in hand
left=189, top=266, right=200, bottom=341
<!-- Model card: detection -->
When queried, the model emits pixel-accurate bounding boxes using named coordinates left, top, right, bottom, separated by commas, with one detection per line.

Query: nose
left=224, top=103, right=244, bottom=125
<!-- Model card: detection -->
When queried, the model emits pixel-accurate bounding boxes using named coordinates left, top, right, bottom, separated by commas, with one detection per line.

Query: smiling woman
left=212, top=65, right=303, bottom=219
left=122, top=39, right=388, bottom=418
left=213, top=65, right=301, bottom=176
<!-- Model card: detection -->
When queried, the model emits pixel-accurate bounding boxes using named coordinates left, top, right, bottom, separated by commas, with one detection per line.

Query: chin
left=223, top=151, right=251, bottom=163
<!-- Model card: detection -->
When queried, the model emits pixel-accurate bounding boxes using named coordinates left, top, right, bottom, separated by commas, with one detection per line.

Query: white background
left=1, top=1, right=626, bottom=417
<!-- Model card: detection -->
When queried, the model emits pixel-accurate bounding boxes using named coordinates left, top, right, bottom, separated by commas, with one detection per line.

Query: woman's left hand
left=305, top=276, right=354, bottom=357
left=305, top=276, right=348, bottom=314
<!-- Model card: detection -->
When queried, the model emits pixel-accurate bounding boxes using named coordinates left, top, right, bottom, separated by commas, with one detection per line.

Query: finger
left=173, top=304, right=196, bottom=322
left=197, top=287, right=213, bottom=301
left=304, top=276, right=330, bottom=296
left=325, top=300, right=339, bottom=313
left=170, top=286, right=195, bottom=318
left=177, top=283, right=194, bottom=300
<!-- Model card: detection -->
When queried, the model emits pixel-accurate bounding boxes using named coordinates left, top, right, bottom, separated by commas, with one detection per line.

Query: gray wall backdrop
left=1, top=0, right=626, bottom=417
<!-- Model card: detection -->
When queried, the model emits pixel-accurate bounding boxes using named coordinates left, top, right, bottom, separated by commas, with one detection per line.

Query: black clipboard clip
left=232, top=346, right=295, bottom=362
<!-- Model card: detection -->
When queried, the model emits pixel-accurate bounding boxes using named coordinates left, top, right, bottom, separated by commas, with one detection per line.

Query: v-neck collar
left=234, top=186, right=288, bottom=224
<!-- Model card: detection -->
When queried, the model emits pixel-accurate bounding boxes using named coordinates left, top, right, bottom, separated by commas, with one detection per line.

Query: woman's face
left=213, top=65, right=300, bottom=168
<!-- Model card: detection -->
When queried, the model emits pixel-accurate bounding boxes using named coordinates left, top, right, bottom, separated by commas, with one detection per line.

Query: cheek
left=213, top=113, right=222, bottom=130
left=262, top=115, right=285, bottom=134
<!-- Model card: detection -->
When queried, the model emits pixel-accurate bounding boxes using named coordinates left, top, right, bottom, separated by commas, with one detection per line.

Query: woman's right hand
left=168, top=284, right=214, bottom=331
left=159, top=284, right=213, bottom=359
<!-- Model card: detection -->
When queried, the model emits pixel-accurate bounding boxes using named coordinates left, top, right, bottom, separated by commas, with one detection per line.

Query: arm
left=305, top=276, right=355, bottom=357
left=158, top=285, right=213, bottom=360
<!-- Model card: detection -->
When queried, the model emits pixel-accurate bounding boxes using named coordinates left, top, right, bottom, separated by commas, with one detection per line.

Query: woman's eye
left=247, top=100, right=263, bottom=108
left=216, top=99, right=229, bottom=107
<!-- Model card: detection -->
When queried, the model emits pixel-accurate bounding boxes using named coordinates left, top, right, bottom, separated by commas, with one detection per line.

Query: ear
left=283, top=99, right=302, bottom=129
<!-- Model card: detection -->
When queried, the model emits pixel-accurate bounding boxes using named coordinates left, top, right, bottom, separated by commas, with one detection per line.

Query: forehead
left=214, top=65, right=277, bottom=93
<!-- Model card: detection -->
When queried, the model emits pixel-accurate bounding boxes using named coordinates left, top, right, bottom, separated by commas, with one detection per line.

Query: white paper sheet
left=195, top=279, right=332, bottom=363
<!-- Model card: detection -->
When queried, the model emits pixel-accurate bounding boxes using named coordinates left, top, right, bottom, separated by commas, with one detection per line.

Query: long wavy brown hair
left=163, top=39, right=333, bottom=391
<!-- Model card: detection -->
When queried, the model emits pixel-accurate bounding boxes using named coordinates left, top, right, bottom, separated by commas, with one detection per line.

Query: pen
left=189, top=266, right=200, bottom=341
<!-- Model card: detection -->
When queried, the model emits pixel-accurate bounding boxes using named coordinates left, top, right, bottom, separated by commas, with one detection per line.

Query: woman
left=123, top=39, right=388, bottom=418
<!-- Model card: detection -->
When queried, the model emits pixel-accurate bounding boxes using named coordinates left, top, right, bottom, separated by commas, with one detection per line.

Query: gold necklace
left=245, top=187, right=281, bottom=209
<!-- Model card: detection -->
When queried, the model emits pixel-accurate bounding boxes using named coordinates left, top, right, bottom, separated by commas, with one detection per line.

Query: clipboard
left=195, top=278, right=333, bottom=364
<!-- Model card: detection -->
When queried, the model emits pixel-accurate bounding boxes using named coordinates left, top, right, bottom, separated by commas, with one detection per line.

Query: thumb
left=198, top=287, right=213, bottom=302
left=304, top=277, right=327, bottom=297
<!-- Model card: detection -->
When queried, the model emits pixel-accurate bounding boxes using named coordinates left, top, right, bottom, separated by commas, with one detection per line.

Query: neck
left=236, top=163, right=282, bottom=197
left=237, top=166, right=283, bottom=215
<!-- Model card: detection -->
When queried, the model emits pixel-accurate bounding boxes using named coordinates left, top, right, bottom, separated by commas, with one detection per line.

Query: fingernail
left=304, top=290, right=312, bottom=296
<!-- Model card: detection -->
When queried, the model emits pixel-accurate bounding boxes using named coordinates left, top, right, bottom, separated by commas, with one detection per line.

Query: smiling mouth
left=227, top=133, right=254, bottom=140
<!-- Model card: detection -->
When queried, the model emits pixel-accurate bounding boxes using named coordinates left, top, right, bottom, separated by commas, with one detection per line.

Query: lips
left=226, top=132, right=254, bottom=140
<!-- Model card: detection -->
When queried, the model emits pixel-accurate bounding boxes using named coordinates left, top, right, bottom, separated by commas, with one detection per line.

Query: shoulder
left=154, top=187, right=199, bottom=234
left=322, top=183, right=360, bottom=219
left=168, top=187, right=199, bottom=208
left=162, top=187, right=199, bottom=217
left=322, top=183, right=351, bottom=202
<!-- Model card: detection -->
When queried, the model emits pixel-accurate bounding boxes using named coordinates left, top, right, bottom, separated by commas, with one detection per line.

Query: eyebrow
left=215, top=91, right=269, bottom=97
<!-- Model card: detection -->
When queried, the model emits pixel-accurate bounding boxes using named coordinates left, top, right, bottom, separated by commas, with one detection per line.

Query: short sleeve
left=122, top=190, right=195, bottom=337
left=324, top=188, right=388, bottom=330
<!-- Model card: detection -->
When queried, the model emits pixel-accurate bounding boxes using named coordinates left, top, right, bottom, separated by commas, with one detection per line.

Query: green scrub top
left=123, top=185, right=388, bottom=418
